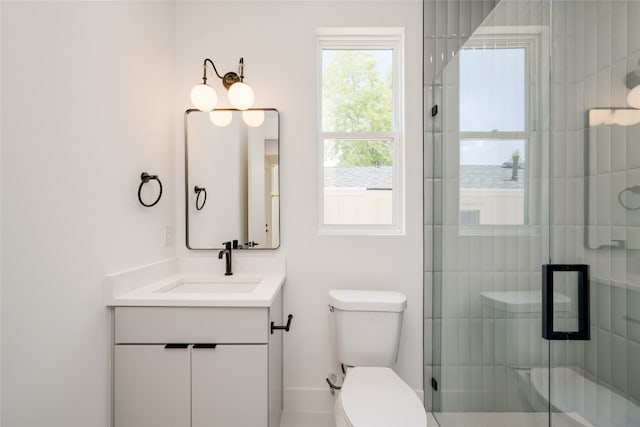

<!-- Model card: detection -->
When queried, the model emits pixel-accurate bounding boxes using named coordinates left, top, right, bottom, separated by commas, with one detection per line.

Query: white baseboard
left=284, top=388, right=336, bottom=413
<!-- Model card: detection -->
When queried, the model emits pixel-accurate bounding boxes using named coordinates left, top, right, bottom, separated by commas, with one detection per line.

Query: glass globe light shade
left=588, top=109, right=608, bottom=126
left=628, top=85, right=640, bottom=109
left=228, top=82, right=254, bottom=110
left=190, top=84, right=218, bottom=111
left=242, top=110, right=265, bottom=128
left=613, top=109, right=640, bottom=126
left=604, top=110, right=616, bottom=125
left=209, top=110, right=233, bottom=127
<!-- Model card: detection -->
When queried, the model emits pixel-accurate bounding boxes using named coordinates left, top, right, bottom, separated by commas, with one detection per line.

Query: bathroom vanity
left=104, top=257, right=286, bottom=427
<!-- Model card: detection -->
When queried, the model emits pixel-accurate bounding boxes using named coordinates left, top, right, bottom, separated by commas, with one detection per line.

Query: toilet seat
left=336, top=367, right=426, bottom=427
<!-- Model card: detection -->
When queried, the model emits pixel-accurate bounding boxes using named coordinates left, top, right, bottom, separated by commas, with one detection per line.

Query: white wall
left=174, top=0, right=424, bottom=412
left=1, top=1, right=424, bottom=423
left=1, top=2, right=175, bottom=425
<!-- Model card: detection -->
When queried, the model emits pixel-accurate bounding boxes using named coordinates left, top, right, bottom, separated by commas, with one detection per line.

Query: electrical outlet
left=164, top=224, right=174, bottom=246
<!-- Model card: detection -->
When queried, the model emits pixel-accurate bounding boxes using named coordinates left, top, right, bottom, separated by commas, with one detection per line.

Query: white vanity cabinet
left=112, top=289, right=283, bottom=427
left=191, top=344, right=267, bottom=427
left=114, top=344, right=191, bottom=427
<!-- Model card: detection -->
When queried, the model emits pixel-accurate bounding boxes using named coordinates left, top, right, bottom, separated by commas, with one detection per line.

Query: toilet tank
left=480, top=290, right=571, bottom=367
left=329, top=290, right=407, bottom=367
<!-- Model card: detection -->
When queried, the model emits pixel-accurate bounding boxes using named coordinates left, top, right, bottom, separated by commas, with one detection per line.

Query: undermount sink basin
left=160, top=278, right=261, bottom=294
left=104, top=256, right=286, bottom=307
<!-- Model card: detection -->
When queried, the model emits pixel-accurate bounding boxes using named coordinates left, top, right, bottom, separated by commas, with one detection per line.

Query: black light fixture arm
left=202, top=57, right=245, bottom=89
left=202, top=58, right=224, bottom=83
left=237, top=57, right=245, bottom=81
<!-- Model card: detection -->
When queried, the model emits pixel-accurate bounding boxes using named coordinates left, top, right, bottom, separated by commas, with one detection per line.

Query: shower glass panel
left=430, top=1, right=551, bottom=425
left=427, top=0, right=640, bottom=426
left=549, top=1, right=640, bottom=426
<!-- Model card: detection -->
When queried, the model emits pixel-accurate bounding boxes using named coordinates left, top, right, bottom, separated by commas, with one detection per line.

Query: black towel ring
left=618, top=185, right=640, bottom=210
left=138, top=172, right=163, bottom=207
left=194, top=186, right=207, bottom=210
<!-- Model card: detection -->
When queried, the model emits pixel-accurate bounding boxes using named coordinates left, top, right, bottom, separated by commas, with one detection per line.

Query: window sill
left=318, top=224, right=405, bottom=236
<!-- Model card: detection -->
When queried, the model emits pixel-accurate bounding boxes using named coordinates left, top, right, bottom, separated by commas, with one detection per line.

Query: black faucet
left=218, top=241, right=233, bottom=276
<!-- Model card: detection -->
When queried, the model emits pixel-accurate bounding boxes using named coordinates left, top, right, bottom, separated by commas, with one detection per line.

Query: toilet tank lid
left=329, top=290, right=407, bottom=312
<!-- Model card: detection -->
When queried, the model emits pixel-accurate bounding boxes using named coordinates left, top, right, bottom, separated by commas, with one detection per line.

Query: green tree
left=325, top=139, right=393, bottom=167
left=323, top=50, right=393, bottom=167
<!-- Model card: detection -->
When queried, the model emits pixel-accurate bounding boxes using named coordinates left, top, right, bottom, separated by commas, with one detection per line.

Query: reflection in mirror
left=185, top=109, right=279, bottom=250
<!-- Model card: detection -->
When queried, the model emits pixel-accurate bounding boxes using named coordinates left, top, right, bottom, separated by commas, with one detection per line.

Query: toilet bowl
left=329, top=290, right=427, bottom=427
left=334, top=367, right=426, bottom=427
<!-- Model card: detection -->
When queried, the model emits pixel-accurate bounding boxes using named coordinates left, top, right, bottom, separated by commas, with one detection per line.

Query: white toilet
left=329, top=289, right=427, bottom=427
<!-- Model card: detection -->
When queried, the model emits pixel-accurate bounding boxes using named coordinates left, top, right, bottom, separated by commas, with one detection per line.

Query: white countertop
left=104, top=256, right=285, bottom=307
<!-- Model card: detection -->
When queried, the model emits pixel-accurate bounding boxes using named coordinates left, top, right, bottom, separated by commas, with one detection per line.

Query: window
left=458, top=34, right=543, bottom=229
left=459, top=209, right=480, bottom=225
left=317, top=28, right=404, bottom=235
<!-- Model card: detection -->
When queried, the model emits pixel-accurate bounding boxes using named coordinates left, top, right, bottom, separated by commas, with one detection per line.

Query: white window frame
left=316, top=27, right=405, bottom=236
left=457, top=27, right=547, bottom=236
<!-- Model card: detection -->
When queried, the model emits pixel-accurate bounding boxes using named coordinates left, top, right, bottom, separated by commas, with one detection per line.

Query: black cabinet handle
left=164, top=344, right=218, bottom=349
left=192, top=344, right=217, bottom=349
left=164, top=344, right=189, bottom=349
left=542, top=264, right=590, bottom=340
left=271, top=314, right=293, bottom=334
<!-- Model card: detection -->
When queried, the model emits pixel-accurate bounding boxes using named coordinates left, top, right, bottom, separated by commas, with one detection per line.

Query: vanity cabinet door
left=114, top=345, right=191, bottom=427
left=192, top=344, right=268, bottom=427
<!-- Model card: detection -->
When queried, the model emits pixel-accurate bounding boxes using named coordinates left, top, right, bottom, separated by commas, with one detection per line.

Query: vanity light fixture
left=242, top=110, right=265, bottom=127
left=190, top=57, right=255, bottom=111
left=207, top=109, right=266, bottom=128
left=589, top=108, right=640, bottom=127
left=628, top=85, right=640, bottom=109
left=588, top=58, right=640, bottom=127
left=625, top=58, right=640, bottom=109
left=209, top=110, right=233, bottom=127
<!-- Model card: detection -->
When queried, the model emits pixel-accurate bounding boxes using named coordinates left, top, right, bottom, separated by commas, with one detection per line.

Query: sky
left=459, top=47, right=526, bottom=132
left=321, top=47, right=528, bottom=167
left=460, top=139, right=525, bottom=166
left=458, top=47, right=527, bottom=166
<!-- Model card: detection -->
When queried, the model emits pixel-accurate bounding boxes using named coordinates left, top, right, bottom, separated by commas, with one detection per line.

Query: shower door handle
left=542, top=264, right=590, bottom=340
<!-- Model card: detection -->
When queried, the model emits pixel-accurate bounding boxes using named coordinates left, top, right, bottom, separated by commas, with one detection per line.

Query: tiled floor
left=431, top=412, right=589, bottom=427
left=279, top=411, right=440, bottom=427
left=280, top=411, right=589, bottom=427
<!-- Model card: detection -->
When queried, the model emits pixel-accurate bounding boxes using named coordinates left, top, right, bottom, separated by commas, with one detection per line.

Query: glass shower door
left=430, top=1, right=554, bottom=425
left=547, top=1, right=640, bottom=426
left=428, top=0, right=640, bottom=425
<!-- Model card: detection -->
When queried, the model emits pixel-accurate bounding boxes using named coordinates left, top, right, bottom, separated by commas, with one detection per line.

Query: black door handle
left=542, top=264, right=590, bottom=340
